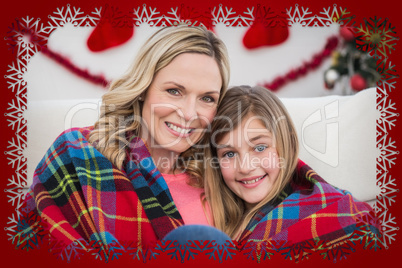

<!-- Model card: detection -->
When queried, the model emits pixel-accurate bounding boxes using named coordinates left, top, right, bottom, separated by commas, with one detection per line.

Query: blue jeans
left=163, top=225, right=231, bottom=245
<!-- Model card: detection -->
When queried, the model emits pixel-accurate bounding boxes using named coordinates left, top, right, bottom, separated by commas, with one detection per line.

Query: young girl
left=205, top=85, right=379, bottom=245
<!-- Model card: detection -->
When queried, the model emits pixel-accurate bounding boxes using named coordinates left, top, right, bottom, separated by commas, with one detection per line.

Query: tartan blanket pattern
left=16, top=127, right=380, bottom=259
left=239, top=160, right=380, bottom=246
left=21, top=126, right=183, bottom=250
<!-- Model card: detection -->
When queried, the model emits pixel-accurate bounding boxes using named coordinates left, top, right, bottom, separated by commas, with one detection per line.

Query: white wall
left=25, top=23, right=341, bottom=102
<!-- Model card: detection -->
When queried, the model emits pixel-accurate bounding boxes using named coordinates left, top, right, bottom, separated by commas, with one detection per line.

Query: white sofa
left=24, top=87, right=379, bottom=206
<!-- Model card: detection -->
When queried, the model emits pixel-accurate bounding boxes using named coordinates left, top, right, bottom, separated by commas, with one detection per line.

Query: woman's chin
left=157, top=141, right=195, bottom=155
left=158, top=135, right=202, bottom=153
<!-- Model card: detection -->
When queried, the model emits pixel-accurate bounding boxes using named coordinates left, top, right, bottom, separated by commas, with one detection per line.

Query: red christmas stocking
left=243, top=21, right=289, bottom=49
left=87, top=14, right=134, bottom=52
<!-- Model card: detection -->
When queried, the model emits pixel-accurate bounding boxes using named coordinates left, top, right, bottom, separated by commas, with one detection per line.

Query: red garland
left=26, top=29, right=338, bottom=91
left=41, top=46, right=110, bottom=87
left=6, top=22, right=110, bottom=88
left=260, top=36, right=339, bottom=91
left=23, top=28, right=110, bottom=88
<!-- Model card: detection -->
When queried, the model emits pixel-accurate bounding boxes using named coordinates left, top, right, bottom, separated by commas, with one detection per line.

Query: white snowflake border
left=4, top=3, right=399, bottom=256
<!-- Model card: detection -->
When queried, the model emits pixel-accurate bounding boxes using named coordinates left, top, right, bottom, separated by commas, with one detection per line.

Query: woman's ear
left=138, top=89, right=149, bottom=102
left=138, top=93, right=146, bottom=102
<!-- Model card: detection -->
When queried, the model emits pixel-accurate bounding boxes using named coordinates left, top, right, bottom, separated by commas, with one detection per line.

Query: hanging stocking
left=243, top=21, right=289, bottom=49
left=87, top=7, right=134, bottom=52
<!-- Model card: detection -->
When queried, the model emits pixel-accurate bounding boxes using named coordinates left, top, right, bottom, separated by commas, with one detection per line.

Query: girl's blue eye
left=167, top=89, right=180, bottom=95
left=255, top=145, right=267, bottom=152
left=223, top=151, right=236, bottom=158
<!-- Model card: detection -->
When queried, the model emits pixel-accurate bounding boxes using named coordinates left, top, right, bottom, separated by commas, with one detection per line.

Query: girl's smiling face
left=216, top=114, right=281, bottom=210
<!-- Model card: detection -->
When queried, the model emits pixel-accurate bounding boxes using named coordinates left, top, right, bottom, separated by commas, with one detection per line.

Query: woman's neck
left=139, top=129, right=180, bottom=174
left=148, top=147, right=179, bottom=174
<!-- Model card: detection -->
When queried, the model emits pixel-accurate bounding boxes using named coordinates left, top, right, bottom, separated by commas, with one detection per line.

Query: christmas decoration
left=242, top=6, right=289, bottom=49
left=339, top=27, right=354, bottom=42
left=261, top=36, right=339, bottom=91
left=87, top=17, right=134, bottom=52
left=87, top=6, right=134, bottom=52
left=41, top=45, right=109, bottom=86
left=323, top=68, right=340, bottom=89
left=323, top=26, right=381, bottom=94
left=21, top=28, right=109, bottom=86
left=350, top=73, right=368, bottom=91
left=243, top=21, right=289, bottom=49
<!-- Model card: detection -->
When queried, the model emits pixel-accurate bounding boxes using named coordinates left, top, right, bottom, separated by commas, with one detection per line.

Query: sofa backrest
left=24, top=87, right=379, bottom=204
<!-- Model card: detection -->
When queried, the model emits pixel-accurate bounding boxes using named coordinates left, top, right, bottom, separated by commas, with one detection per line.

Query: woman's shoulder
left=56, top=126, right=94, bottom=140
left=49, top=126, right=95, bottom=151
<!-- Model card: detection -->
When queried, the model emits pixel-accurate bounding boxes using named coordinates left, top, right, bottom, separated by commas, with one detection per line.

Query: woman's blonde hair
left=88, top=25, right=230, bottom=185
left=204, top=85, right=299, bottom=238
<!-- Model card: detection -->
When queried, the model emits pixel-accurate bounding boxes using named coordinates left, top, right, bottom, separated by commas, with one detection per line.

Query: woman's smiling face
left=216, top=114, right=281, bottom=210
left=141, top=53, right=222, bottom=159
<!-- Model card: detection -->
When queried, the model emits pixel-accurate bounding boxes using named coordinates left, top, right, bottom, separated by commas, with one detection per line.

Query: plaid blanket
left=19, top=126, right=184, bottom=251
left=16, top=127, right=379, bottom=256
left=239, top=160, right=380, bottom=247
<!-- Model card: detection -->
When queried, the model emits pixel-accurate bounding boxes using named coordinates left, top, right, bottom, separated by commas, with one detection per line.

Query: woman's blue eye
left=223, top=151, right=236, bottom=158
left=201, top=96, right=215, bottom=103
left=167, top=89, right=180, bottom=95
left=255, top=145, right=267, bottom=152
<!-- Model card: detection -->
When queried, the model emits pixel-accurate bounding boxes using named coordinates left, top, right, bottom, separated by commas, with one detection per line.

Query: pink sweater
left=162, top=172, right=212, bottom=226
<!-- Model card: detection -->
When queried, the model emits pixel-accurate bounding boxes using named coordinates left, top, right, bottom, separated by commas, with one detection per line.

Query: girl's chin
left=245, top=201, right=262, bottom=210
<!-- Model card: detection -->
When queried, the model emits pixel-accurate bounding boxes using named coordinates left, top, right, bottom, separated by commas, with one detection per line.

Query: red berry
left=339, top=27, right=355, bottom=42
left=350, top=74, right=367, bottom=91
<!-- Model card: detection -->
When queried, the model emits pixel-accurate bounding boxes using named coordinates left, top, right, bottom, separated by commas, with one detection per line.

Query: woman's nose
left=178, top=98, right=198, bottom=121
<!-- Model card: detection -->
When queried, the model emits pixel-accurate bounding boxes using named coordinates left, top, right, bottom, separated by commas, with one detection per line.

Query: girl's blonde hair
left=204, top=85, right=299, bottom=238
left=88, top=25, right=230, bottom=186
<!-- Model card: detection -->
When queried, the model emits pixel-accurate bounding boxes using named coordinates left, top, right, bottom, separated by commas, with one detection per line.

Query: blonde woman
left=205, top=86, right=379, bottom=246
left=18, top=25, right=230, bottom=252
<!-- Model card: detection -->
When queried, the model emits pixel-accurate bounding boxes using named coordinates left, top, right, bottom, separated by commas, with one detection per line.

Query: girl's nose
left=237, top=153, right=256, bottom=175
